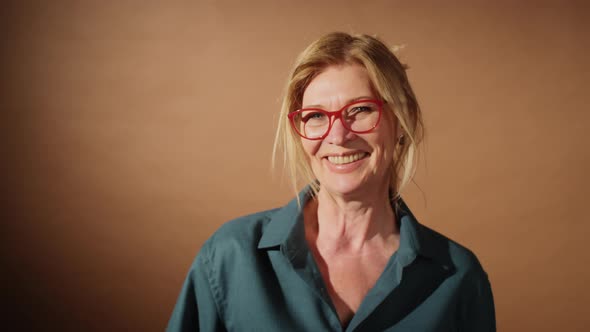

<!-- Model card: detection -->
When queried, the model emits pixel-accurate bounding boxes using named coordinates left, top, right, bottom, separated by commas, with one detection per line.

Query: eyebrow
left=303, top=96, right=375, bottom=109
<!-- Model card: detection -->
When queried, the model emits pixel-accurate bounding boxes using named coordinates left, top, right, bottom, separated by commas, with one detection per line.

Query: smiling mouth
left=326, top=152, right=369, bottom=165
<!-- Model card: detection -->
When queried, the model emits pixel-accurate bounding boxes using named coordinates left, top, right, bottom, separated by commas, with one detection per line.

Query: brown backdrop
left=3, top=1, right=589, bottom=331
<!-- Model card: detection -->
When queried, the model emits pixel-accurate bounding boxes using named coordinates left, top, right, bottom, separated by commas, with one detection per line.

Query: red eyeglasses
left=288, top=99, right=383, bottom=140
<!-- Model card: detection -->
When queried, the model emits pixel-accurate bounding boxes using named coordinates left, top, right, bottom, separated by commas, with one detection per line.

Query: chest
left=314, top=254, right=390, bottom=326
left=219, top=249, right=459, bottom=332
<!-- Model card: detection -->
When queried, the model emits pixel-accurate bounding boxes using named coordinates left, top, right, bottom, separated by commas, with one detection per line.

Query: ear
left=396, top=123, right=405, bottom=145
left=398, top=134, right=405, bottom=146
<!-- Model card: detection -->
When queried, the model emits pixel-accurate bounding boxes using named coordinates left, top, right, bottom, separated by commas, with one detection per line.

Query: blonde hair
left=273, top=32, right=423, bottom=200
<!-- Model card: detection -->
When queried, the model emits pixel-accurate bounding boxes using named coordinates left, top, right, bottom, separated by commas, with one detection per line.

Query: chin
left=320, top=176, right=369, bottom=197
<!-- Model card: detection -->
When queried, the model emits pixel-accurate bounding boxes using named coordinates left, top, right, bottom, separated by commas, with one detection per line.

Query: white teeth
left=327, top=153, right=367, bottom=165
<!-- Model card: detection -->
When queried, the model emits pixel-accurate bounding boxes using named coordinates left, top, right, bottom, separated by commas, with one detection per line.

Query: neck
left=305, top=187, right=399, bottom=256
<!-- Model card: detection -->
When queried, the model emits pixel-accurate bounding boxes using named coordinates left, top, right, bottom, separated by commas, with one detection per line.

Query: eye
left=350, top=106, right=372, bottom=113
left=348, top=105, right=376, bottom=116
left=301, top=111, right=327, bottom=123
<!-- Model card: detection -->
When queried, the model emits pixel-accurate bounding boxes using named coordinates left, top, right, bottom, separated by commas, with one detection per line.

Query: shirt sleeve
left=167, top=248, right=226, bottom=332
left=458, top=268, right=496, bottom=332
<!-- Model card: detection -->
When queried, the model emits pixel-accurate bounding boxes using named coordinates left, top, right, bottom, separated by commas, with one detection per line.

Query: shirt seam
left=200, top=242, right=228, bottom=327
left=456, top=263, right=490, bottom=331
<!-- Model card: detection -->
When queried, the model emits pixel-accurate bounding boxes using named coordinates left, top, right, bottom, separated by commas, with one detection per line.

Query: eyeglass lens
left=293, top=100, right=381, bottom=139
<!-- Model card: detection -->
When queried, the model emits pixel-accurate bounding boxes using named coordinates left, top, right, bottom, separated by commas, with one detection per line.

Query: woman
left=168, top=32, right=495, bottom=331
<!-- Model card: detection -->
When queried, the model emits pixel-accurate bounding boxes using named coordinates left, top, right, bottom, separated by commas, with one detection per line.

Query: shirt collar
left=257, top=187, right=451, bottom=268
left=257, top=188, right=309, bottom=250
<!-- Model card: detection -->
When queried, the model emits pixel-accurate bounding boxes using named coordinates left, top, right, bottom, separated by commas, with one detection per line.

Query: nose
left=324, top=116, right=353, bottom=145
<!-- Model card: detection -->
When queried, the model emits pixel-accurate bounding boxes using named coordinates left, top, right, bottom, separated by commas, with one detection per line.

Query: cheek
left=378, top=117, right=397, bottom=162
left=301, top=139, right=321, bottom=159
left=381, top=144, right=395, bottom=168
left=372, top=132, right=396, bottom=169
left=372, top=143, right=390, bottom=174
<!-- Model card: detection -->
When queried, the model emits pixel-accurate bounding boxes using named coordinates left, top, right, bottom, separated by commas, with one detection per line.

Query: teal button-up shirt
left=168, top=190, right=495, bottom=331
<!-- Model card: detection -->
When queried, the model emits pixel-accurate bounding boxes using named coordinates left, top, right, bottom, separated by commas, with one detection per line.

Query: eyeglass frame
left=287, top=99, right=384, bottom=140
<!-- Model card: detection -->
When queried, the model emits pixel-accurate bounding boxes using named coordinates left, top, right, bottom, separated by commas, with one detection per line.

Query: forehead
left=302, top=64, right=374, bottom=107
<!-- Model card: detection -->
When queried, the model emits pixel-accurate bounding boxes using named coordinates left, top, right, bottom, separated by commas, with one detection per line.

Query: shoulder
left=197, top=207, right=281, bottom=260
left=415, top=224, right=496, bottom=327
left=397, top=199, right=488, bottom=278
left=417, top=222, right=488, bottom=278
